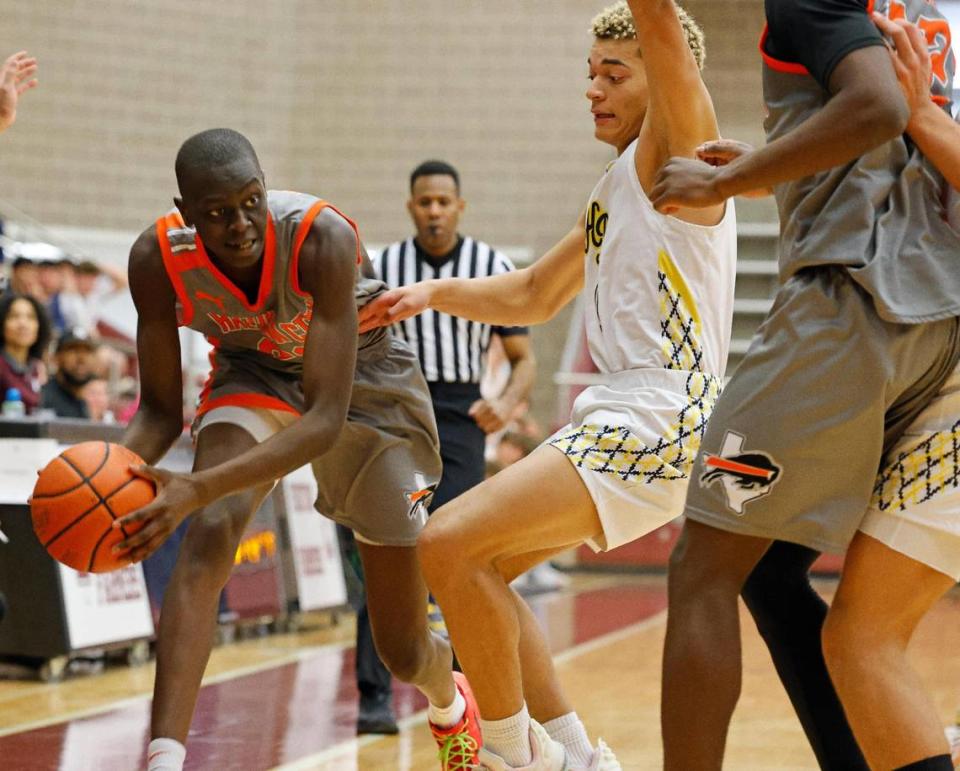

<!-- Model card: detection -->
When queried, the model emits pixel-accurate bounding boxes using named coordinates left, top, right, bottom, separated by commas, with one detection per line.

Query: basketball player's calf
left=662, top=520, right=770, bottom=770
left=148, top=424, right=271, bottom=771
left=418, top=447, right=611, bottom=769
left=357, top=541, right=456, bottom=700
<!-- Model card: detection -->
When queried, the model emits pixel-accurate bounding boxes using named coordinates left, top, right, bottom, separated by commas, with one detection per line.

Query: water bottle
left=1, top=387, right=25, bottom=418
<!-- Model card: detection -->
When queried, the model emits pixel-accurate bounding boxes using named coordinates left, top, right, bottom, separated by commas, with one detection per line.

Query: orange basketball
left=30, top=441, right=156, bottom=573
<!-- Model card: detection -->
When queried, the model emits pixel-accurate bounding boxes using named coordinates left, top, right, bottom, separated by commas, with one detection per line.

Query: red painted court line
left=0, top=584, right=666, bottom=770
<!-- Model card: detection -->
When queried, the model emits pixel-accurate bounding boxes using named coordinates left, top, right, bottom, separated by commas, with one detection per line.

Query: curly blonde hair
left=591, top=1, right=706, bottom=71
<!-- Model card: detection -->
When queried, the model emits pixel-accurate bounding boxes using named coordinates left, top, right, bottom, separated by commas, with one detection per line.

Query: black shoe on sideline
left=357, top=689, right=399, bottom=735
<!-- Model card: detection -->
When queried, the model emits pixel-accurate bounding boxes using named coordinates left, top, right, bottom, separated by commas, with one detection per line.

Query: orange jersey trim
left=196, top=392, right=301, bottom=418
left=758, top=25, right=810, bottom=76
left=192, top=216, right=277, bottom=312
left=288, top=200, right=363, bottom=298
left=155, top=212, right=203, bottom=327
left=758, top=1, right=876, bottom=76
left=197, top=337, right=221, bottom=407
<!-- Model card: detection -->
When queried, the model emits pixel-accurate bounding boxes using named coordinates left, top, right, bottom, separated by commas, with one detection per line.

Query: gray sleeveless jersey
left=157, top=190, right=387, bottom=414
left=762, top=0, right=960, bottom=323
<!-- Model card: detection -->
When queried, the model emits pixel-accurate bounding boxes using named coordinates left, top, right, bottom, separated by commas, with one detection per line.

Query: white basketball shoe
left=575, top=739, right=621, bottom=771
left=475, top=719, right=567, bottom=770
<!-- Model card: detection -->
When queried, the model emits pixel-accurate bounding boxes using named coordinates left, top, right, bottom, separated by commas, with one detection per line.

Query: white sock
left=482, top=703, right=533, bottom=768
left=147, top=738, right=186, bottom=771
left=543, top=712, right=594, bottom=768
left=428, top=686, right=467, bottom=728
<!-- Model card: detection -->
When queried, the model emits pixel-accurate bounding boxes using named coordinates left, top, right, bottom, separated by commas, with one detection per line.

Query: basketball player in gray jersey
left=650, top=1, right=960, bottom=768
left=109, top=129, right=481, bottom=771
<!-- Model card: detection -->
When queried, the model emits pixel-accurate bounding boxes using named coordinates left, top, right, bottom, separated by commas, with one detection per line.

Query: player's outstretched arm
left=627, top=2, right=720, bottom=188
left=120, top=229, right=185, bottom=464
left=696, top=139, right=773, bottom=199
left=0, top=51, right=37, bottom=133
left=359, top=212, right=586, bottom=333
left=874, top=13, right=960, bottom=191
left=652, top=2, right=909, bottom=212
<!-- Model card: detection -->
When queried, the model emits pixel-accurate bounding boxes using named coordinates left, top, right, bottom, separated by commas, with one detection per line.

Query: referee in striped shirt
left=352, top=159, right=536, bottom=734
left=379, top=160, right=536, bottom=496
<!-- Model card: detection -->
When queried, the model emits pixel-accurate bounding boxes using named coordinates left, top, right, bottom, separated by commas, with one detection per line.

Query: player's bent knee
left=821, top=608, right=874, bottom=689
left=417, top=516, right=467, bottom=576
left=178, top=503, right=257, bottom=583
left=666, top=535, right=707, bottom=593
left=374, top=635, right=430, bottom=684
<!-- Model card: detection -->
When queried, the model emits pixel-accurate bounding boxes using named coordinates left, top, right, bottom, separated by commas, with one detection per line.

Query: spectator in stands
left=7, top=256, right=42, bottom=298
left=0, top=293, right=50, bottom=413
left=37, top=256, right=71, bottom=333
left=82, top=377, right=114, bottom=423
left=0, top=50, right=37, bottom=134
left=40, top=328, right=98, bottom=419
left=60, top=259, right=129, bottom=335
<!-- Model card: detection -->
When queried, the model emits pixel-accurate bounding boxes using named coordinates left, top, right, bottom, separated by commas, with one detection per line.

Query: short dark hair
left=0, top=293, right=52, bottom=361
left=175, top=128, right=261, bottom=194
left=410, top=160, right=460, bottom=194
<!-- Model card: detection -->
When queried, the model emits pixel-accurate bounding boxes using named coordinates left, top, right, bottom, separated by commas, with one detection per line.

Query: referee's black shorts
left=428, top=382, right=487, bottom=512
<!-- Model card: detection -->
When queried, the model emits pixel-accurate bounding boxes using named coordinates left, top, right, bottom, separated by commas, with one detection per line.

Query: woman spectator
left=0, top=293, right=50, bottom=413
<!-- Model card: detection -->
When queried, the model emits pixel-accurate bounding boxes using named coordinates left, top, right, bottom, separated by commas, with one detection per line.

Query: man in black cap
left=40, top=328, right=98, bottom=418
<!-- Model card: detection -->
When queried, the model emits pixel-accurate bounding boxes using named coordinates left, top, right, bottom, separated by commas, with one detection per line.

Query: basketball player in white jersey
left=360, top=2, right=736, bottom=768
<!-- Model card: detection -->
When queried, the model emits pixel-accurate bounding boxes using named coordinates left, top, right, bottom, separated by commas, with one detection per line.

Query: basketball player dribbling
left=110, top=129, right=481, bottom=771
left=650, top=0, right=960, bottom=768
left=359, top=2, right=736, bottom=768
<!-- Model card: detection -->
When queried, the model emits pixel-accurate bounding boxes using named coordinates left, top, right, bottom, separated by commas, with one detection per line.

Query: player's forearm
left=906, top=101, right=960, bottom=192
left=714, top=89, right=908, bottom=199
left=426, top=270, right=551, bottom=326
left=122, top=408, right=183, bottom=465
left=187, top=410, right=344, bottom=506
left=626, top=0, right=674, bottom=31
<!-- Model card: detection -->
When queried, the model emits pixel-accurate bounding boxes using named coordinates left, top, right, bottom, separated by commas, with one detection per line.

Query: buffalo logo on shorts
left=404, top=474, right=438, bottom=523
left=699, top=431, right=782, bottom=515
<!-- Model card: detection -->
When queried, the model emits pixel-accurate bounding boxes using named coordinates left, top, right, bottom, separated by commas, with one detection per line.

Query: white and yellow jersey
left=583, top=138, right=737, bottom=379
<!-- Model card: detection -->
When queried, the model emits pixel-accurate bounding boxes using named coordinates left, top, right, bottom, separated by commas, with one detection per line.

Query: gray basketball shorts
left=683, top=266, right=960, bottom=553
left=195, top=333, right=442, bottom=548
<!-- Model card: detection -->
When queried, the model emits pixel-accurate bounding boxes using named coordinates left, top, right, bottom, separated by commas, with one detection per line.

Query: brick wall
left=0, top=0, right=774, bottom=429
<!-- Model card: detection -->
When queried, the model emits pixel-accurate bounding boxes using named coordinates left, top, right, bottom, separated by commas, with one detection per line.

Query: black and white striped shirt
left=375, top=236, right=528, bottom=384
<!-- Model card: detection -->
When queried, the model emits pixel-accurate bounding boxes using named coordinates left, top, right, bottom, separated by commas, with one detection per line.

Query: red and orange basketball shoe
left=431, top=671, right=482, bottom=770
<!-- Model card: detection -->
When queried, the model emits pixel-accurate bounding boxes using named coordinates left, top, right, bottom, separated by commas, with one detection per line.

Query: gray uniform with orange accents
left=157, top=190, right=441, bottom=546
left=682, top=0, right=960, bottom=554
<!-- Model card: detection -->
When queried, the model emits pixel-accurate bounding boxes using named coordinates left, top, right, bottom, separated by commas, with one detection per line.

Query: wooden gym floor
left=0, top=574, right=958, bottom=770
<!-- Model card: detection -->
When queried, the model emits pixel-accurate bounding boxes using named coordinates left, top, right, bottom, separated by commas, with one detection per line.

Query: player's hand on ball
left=651, top=157, right=726, bottom=213
left=469, top=397, right=511, bottom=434
left=358, top=284, right=431, bottom=334
left=112, top=466, right=203, bottom=562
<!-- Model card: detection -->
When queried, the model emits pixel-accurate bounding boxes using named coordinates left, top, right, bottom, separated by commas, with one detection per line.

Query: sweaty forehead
left=181, top=158, right=263, bottom=203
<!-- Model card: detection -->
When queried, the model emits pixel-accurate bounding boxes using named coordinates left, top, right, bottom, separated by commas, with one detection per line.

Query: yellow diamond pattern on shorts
left=551, top=372, right=721, bottom=484
left=658, top=249, right=703, bottom=372
left=872, top=419, right=960, bottom=512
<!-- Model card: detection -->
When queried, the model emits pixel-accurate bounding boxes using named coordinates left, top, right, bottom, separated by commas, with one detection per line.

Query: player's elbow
left=524, top=267, right=564, bottom=324
left=299, top=409, right=347, bottom=457
left=849, top=89, right=909, bottom=147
